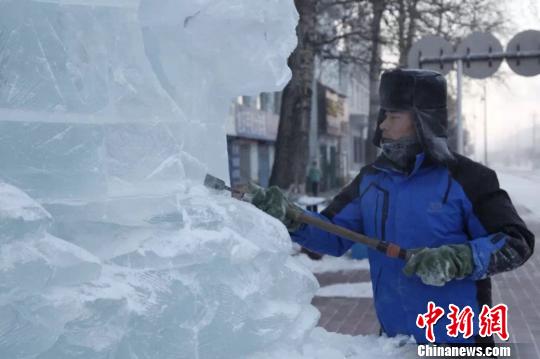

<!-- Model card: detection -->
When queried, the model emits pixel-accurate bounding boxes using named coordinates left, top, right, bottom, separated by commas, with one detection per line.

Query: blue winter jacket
left=291, top=152, right=534, bottom=344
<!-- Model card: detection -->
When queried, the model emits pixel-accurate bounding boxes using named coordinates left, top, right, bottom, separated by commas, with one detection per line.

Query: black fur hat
left=373, top=68, right=454, bottom=164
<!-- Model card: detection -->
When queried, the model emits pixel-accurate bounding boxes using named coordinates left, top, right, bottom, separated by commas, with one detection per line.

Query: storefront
left=227, top=102, right=278, bottom=188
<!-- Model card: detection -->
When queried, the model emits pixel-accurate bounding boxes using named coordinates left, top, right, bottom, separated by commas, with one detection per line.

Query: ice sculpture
left=0, top=1, right=414, bottom=358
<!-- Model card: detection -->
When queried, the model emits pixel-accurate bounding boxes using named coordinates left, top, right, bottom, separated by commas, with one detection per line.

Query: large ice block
left=0, top=0, right=296, bottom=203
left=0, top=1, right=415, bottom=358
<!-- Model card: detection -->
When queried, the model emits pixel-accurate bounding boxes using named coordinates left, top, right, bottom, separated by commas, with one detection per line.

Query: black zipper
left=374, top=184, right=389, bottom=242
left=442, top=173, right=452, bottom=204
left=359, top=181, right=390, bottom=242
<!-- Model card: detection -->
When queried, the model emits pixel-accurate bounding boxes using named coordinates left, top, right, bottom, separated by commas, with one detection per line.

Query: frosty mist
left=0, top=1, right=414, bottom=358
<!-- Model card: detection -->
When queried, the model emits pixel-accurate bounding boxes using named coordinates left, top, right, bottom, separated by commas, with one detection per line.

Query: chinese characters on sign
left=416, top=302, right=509, bottom=342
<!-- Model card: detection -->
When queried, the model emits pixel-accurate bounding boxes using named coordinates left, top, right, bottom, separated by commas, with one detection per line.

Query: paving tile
left=310, top=231, right=540, bottom=358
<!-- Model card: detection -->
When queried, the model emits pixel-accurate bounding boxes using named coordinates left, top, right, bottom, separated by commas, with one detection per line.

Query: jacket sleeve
left=290, top=172, right=364, bottom=257
left=463, top=167, right=534, bottom=280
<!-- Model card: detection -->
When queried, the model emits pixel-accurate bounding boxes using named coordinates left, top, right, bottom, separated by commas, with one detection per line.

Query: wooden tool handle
left=202, top=175, right=412, bottom=260
left=289, top=205, right=412, bottom=261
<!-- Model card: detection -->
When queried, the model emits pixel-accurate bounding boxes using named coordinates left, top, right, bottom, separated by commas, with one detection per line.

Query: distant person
left=306, top=160, right=322, bottom=214
left=250, top=68, right=535, bottom=346
left=307, top=160, right=321, bottom=197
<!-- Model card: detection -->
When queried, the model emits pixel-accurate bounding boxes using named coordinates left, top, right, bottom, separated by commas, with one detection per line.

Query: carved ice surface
left=0, top=182, right=322, bottom=358
left=0, top=1, right=414, bottom=358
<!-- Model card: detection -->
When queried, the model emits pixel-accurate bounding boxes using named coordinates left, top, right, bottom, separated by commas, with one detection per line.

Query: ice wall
left=0, top=0, right=296, bottom=202
left=0, top=1, right=415, bottom=358
left=0, top=0, right=316, bottom=357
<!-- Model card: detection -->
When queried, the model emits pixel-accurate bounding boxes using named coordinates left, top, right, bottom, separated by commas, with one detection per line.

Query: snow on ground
left=294, top=252, right=370, bottom=273
left=252, top=327, right=418, bottom=359
left=295, top=196, right=329, bottom=207
left=495, top=167, right=540, bottom=219
left=316, top=282, right=373, bottom=298
left=294, top=253, right=373, bottom=298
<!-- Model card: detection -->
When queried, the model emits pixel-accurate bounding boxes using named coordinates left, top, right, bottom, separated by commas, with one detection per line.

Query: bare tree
left=271, top=0, right=507, bottom=186
left=383, top=0, right=507, bottom=68
left=270, top=0, right=373, bottom=189
left=364, top=0, right=388, bottom=165
left=361, top=0, right=507, bottom=163
left=269, top=0, right=318, bottom=189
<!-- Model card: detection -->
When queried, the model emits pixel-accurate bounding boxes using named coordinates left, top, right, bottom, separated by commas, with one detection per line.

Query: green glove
left=249, top=184, right=303, bottom=232
left=402, top=244, right=474, bottom=287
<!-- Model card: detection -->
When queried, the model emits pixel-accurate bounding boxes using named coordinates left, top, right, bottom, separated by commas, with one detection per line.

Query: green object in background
left=307, top=166, right=321, bottom=183
left=249, top=184, right=303, bottom=232
left=402, top=244, right=474, bottom=286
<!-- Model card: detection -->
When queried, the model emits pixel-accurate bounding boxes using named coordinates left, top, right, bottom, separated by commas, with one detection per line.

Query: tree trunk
left=397, top=0, right=407, bottom=67
left=364, top=0, right=386, bottom=164
left=398, top=0, right=419, bottom=67
left=269, top=0, right=317, bottom=189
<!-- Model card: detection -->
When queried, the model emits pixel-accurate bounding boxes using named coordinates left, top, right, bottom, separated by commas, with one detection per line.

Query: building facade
left=226, top=93, right=280, bottom=188
left=225, top=61, right=370, bottom=192
left=311, top=60, right=370, bottom=191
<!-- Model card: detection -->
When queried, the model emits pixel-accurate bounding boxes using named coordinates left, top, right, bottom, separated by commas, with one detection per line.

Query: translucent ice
left=0, top=1, right=414, bottom=358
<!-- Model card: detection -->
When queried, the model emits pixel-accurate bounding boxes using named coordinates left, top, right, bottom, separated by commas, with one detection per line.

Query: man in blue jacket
left=251, top=68, right=534, bottom=345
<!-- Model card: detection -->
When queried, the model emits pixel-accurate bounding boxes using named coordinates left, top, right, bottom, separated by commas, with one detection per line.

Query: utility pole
left=456, top=59, right=463, bottom=154
left=309, top=56, right=319, bottom=166
left=533, top=112, right=538, bottom=159
left=531, top=112, right=540, bottom=168
left=483, top=81, right=488, bottom=166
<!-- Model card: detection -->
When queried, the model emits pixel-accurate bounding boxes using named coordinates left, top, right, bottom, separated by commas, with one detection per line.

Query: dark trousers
left=311, top=181, right=319, bottom=196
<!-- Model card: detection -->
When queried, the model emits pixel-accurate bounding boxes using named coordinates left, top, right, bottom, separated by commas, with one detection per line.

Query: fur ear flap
left=372, top=109, right=386, bottom=147
left=414, top=114, right=455, bottom=164
left=428, top=136, right=455, bottom=164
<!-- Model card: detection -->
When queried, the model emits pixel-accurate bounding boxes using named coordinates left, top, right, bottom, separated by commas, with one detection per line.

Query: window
left=255, top=95, right=262, bottom=110
left=273, top=92, right=282, bottom=114
left=260, top=93, right=273, bottom=112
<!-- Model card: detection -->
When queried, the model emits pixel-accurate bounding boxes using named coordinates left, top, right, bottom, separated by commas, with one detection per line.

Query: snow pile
left=295, top=196, right=329, bottom=207
left=316, top=282, right=373, bottom=299
left=253, top=328, right=418, bottom=359
left=0, top=0, right=414, bottom=358
left=295, top=253, right=370, bottom=273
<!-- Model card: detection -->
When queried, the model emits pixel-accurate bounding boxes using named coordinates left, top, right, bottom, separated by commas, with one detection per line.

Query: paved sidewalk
left=310, top=217, right=540, bottom=358
left=312, top=270, right=377, bottom=336
left=492, top=218, right=540, bottom=358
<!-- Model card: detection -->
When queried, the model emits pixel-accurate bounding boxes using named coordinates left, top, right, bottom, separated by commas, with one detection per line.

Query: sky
left=462, top=0, right=540, bottom=163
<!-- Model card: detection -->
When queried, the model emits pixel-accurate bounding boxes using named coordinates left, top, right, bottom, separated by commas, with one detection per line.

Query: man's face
left=379, top=111, right=416, bottom=140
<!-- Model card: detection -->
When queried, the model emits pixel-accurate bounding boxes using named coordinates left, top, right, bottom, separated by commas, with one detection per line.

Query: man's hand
left=249, top=184, right=303, bottom=232
left=402, top=244, right=474, bottom=286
